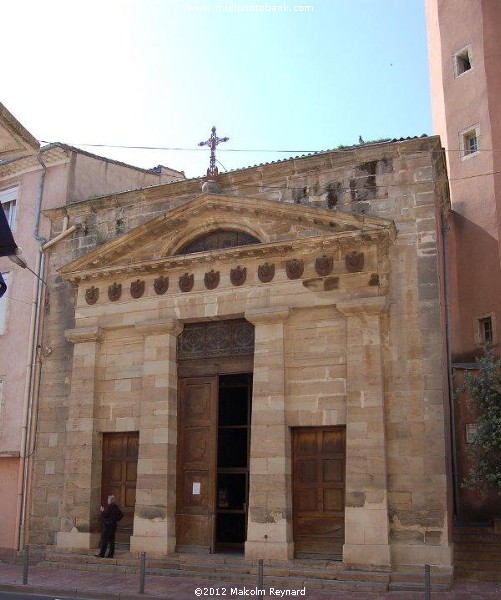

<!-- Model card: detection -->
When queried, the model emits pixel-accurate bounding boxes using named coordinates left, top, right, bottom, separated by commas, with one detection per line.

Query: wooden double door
left=176, top=374, right=252, bottom=553
left=101, top=432, right=139, bottom=544
left=292, top=426, right=346, bottom=559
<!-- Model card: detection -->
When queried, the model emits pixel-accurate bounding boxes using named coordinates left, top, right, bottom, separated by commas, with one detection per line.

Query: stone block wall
left=29, top=137, right=452, bottom=572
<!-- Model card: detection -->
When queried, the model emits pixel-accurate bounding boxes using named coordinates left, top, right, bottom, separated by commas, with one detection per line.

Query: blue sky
left=3, top=0, right=431, bottom=178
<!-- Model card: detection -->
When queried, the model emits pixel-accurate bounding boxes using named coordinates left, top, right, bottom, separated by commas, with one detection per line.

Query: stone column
left=337, top=297, right=391, bottom=569
left=129, top=318, right=183, bottom=555
left=244, top=306, right=293, bottom=560
left=57, top=326, right=103, bottom=549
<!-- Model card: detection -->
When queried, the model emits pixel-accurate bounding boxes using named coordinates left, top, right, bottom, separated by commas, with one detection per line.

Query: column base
left=390, top=543, right=453, bottom=571
left=245, top=540, right=294, bottom=560
left=343, top=543, right=391, bottom=569
left=130, top=534, right=174, bottom=555
left=56, top=529, right=100, bottom=550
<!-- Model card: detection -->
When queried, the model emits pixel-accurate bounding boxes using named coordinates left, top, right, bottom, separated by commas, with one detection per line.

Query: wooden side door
left=101, top=431, right=139, bottom=544
left=292, top=426, right=345, bottom=559
left=176, top=376, right=217, bottom=552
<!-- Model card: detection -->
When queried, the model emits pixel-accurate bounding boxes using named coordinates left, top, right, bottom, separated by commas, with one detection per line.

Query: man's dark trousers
left=99, top=522, right=117, bottom=558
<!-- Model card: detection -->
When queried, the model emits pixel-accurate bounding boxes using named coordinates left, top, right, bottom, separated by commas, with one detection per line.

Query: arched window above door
left=176, top=229, right=261, bottom=255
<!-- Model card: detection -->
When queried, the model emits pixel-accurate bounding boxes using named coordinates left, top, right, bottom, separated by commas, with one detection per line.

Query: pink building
left=426, top=0, right=501, bottom=521
left=0, top=105, right=184, bottom=551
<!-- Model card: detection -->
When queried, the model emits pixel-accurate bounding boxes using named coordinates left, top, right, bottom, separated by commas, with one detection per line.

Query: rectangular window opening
left=466, top=423, right=478, bottom=444
left=0, top=272, right=11, bottom=335
left=455, top=48, right=472, bottom=76
left=478, top=316, right=493, bottom=345
left=0, top=187, right=18, bottom=232
left=462, top=128, right=479, bottom=157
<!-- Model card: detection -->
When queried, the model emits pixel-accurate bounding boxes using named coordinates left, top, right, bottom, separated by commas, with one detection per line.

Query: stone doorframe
left=129, top=308, right=294, bottom=558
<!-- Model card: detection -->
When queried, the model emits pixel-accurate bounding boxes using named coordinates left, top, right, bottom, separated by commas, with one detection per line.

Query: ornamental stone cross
left=198, top=126, right=229, bottom=180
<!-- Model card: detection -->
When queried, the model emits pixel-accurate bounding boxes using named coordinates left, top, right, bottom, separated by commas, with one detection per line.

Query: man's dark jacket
left=102, top=503, right=123, bottom=525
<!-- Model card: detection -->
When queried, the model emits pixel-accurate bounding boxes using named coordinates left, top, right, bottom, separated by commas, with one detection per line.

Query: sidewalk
left=0, top=562, right=500, bottom=600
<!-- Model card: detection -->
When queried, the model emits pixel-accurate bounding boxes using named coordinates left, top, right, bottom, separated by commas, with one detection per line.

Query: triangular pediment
left=60, top=193, right=395, bottom=281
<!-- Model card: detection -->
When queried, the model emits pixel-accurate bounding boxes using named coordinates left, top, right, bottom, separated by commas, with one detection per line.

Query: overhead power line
left=40, top=141, right=319, bottom=153
left=39, top=140, right=501, bottom=154
left=35, top=139, right=501, bottom=186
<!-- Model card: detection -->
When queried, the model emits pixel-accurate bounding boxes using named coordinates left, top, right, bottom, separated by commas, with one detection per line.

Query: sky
left=2, top=0, right=432, bottom=179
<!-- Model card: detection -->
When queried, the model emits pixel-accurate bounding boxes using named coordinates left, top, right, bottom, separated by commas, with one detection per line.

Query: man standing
left=98, top=495, right=123, bottom=558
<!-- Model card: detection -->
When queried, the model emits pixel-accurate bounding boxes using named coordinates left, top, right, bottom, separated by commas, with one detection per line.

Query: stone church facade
left=30, top=136, right=453, bottom=577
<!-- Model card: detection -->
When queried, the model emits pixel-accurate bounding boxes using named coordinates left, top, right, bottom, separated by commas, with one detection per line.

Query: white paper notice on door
left=192, top=482, right=201, bottom=495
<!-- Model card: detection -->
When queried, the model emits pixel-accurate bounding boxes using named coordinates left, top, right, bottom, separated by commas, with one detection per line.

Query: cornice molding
left=65, top=325, right=103, bottom=344
left=245, top=306, right=290, bottom=324
left=0, top=146, right=70, bottom=179
left=62, top=226, right=393, bottom=284
left=134, top=318, right=183, bottom=337
left=336, top=296, right=389, bottom=317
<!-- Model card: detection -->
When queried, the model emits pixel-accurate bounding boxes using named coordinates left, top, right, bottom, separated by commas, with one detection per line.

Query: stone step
left=301, top=578, right=387, bottom=592
left=389, top=582, right=450, bottom=592
left=455, top=560, right=501, bottom=578
left=453, top=535, right=501, bottom=546
left=389, top=570, right=451, bottom=586
left=289, top=567, right=388, bottom=583
left=455, top=550, right=501, bottom=562
left=41, top=552, right=386, bottom=582
left=454, top=540, right=501, bottom=554
left=38, top=559, right=388, bottom=592
left=455, top=567, right=501, bottom=582
left=453, top=533, right=500, bottom=543
left=453, top=524, right=493, bottom=533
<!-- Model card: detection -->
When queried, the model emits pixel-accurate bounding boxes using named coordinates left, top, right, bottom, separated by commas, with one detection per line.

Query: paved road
left=2, top=561, right=501, bottom=599
left=0, top=593, right=98, bottom=600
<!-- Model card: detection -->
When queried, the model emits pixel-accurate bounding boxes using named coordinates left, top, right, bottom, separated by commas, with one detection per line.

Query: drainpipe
left=441, top=210, right=460, bottom=519
left=17, top=151, right=47, bottom=550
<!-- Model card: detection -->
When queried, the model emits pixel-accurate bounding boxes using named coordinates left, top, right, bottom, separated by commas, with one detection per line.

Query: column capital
left=245, top=306, right=290, bottom=325
left=65, top=326, right=103, bottom=344
left=135, top=318, right=184, bottom=337
left=336, top=296, right=389, bottom=317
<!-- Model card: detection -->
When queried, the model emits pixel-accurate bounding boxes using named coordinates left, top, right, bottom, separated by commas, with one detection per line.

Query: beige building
left=28, top=136, right=454, bottom=583
left=426, top=0, right=501, bottom=522
left=0, top=129, right=184, bottom=551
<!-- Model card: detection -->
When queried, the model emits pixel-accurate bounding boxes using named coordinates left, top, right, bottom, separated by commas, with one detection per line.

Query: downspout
left=17, top=151, right=47, bottom=550
left=441, top=209, right=460, bottom=519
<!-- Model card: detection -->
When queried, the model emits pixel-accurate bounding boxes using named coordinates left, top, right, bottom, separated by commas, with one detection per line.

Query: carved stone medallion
left=108, top=282, right=122, bottom=302
left=285, top=259, right=304, bottom=280
left=258, top=262, right=275, bottom=283
left=315, top=255, right=333, bottom=276
left=85, top=286, right=99, bottom=305
left=345, top=251, right=365, bottom=273
left=204, top=269, right=220, bottom=290
left=230, top=266, right=247, bottom=286
left=154, top=275, right=169, bottom=295
left=179, top=273, right=194, bottom=292
left=130, top=279, right=145, bottom=299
